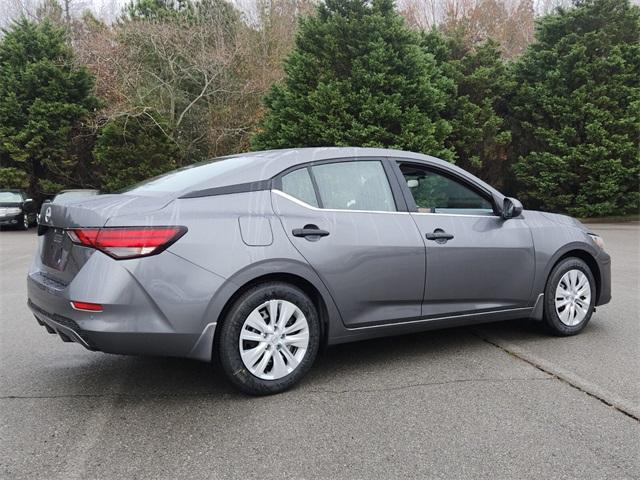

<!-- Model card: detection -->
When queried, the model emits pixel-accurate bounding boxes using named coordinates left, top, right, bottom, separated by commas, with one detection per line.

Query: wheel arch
left=547, top=247, right=602, bottom=303
left=209, top=261, right=341, bottom=361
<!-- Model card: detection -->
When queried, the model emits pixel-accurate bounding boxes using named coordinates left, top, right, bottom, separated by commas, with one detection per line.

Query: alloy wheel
left=555, top=269, right=591, bottom=326
left=239, top=299, right=310, bottom=380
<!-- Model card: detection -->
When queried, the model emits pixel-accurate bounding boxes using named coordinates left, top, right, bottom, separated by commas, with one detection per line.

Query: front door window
left=399, top=163, right=494, bottom=215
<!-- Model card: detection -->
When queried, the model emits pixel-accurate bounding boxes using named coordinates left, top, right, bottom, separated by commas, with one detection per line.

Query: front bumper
left=596, top=253, right=611, bottom=306
left=0, top=213, right=22, bottom=226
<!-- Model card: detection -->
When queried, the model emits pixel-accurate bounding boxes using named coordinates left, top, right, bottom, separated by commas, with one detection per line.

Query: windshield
left=53, top=191, right=99, bottom=203
left=122, top=155, right=257, bottom=196
left=0, top=192, right=22, bottom=202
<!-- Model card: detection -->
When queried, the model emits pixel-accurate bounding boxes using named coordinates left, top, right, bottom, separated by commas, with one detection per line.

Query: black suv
left=0, top=190, right=37, bottom=230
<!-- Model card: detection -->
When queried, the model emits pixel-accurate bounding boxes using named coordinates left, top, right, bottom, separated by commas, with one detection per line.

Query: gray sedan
left=27, top=148, right=611, bottom=395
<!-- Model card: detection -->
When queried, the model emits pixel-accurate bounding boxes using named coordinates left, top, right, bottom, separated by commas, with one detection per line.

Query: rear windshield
left=122, top=155, right=257, bottom=196
left=0, top=192, right=22, bottom=202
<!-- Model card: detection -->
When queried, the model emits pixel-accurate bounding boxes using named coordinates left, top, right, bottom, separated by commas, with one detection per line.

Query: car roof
left=185, top=147, right=501, bottom=198
left=123, top=147, right=502, bottom=200
left=227, top=147, right=443, bottom=171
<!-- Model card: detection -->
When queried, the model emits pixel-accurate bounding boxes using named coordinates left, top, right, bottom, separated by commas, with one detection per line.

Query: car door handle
left=292, top=227, right=330, bottom=238
left=425, top=230, right=454, bottom=242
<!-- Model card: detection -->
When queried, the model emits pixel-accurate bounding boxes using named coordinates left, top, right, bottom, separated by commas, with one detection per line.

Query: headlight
left=5, top=207, right=22, bottom=215
left=588, top=233, right=605, bottom=250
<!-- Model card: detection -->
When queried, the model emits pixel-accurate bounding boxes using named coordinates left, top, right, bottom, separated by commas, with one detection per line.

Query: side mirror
left=501, top=197, right=523, bottom=219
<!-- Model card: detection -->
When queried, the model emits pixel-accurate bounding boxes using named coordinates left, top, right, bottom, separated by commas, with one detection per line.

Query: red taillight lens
left=68, top=226, right=186, bottom=259
left=71, top=301, right=103, bottom=312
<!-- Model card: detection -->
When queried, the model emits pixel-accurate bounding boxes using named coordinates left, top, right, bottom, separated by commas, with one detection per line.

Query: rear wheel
left=543, top=257, right=595, bottom=336
left=218, top=282, right=320, bottom=395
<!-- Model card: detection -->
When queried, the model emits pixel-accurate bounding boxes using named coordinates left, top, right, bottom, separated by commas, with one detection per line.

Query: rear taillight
left=67, top=226, right=186, bottom=259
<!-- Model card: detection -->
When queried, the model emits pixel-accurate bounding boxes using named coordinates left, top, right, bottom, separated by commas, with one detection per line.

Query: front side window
left=311, top=161, right=396, bottom=212
left=399, top=163, right=494, bottom=215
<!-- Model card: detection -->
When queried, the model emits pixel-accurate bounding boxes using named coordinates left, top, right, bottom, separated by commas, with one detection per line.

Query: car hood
left=526, top=210, right=589, bottom=232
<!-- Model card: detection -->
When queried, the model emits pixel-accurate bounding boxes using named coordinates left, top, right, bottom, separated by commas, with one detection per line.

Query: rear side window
left=281, top=168, right=318, bottom=207
left=312, top=161, right=396, bottom=212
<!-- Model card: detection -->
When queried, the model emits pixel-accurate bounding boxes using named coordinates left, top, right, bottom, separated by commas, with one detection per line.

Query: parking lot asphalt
left=1, top=224, right=638, bottom=479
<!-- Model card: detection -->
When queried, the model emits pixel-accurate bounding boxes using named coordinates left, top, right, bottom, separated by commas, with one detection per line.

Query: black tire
left=21, top=214, right=29, bottom=230
left=218, top=282, right=320, bottom=395
left=543, top=257, right=596, bottom=336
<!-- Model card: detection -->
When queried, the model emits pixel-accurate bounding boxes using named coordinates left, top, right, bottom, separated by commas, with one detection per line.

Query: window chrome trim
left=273, top=189, right=501, bottom=218
left=411, top=211, right=500, bottom=219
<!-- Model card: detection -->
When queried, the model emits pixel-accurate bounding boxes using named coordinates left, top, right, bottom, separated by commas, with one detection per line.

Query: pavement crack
left=307, top=376, right=552, bottom=395
left=471, top=329, right=640, bottom=422
left=0, top=378, right=553, bottom=399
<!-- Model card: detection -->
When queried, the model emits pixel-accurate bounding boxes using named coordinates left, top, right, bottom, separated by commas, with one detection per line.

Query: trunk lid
left=37, top=194, right=170, bottom=229
left=37, top=194, right=171, bottom=285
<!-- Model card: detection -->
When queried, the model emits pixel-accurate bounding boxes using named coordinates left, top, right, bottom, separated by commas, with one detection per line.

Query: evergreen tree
left=0, top=18, right=99, bottom=198
left=0, top=167, right=28, bottom=189
left=423, top=31, right=513, bottom=191
left=93, top=115, right=179, bottom=192
left=252, top=0, right=452, bottom=158
left=509, top=0, right=640, bottom=216
left=125, top=0, right=238, bottom=24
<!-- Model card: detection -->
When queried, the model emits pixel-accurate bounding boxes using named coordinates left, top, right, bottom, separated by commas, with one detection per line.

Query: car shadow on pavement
left=30, top=318, right=555, bottom=399
left=475, top=314, right=608, bottom=342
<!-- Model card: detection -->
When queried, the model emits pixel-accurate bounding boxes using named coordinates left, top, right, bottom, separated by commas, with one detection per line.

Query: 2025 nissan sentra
left=28, top=148, right=611, bottom=395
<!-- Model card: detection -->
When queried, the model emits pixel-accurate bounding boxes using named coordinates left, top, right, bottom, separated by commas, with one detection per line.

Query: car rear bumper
left=29, top=299, right=98, bottom=350
left=28, top=299, right=207, bottom=357
left=27, top=279, right=203, bottom=357
left=26, top=248, right=224, bottom=360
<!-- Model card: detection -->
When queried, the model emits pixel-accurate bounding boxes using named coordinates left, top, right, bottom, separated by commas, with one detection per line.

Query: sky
left=2, top=0, right=639, bottom=28
left=0, top=0, right=261, bottom=26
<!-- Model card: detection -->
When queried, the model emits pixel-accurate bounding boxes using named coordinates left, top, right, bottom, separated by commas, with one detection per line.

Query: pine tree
left=252, top=0, right=452, bottom=158
left=509, top=0, right=640, bottom=216
left=423, top=31, right=513, bottom=191
left=0, top=18, right=99, bottom=197
left=93, top=115, right=180, bottom=192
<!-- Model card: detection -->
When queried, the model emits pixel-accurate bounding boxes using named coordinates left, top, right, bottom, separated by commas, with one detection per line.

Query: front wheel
left=218, top=282, right=320, bottom=395
left=543, top=257, right=596, bottom=336
left=21, top=214, right=29, bottom=230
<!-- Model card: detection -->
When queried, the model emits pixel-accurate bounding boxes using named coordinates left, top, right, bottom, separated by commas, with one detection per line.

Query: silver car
left=27, top=148, right=611, bottom=395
